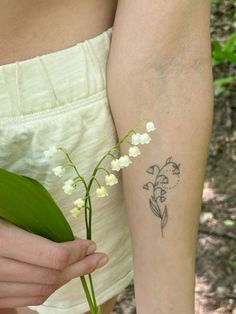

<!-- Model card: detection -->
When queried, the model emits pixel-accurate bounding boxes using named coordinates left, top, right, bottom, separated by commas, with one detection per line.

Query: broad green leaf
left=0, top=167, right=74, bottom=242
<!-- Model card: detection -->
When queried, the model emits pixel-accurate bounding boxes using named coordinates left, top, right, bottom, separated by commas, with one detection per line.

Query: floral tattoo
left=143, top=156, right=180, bottom=237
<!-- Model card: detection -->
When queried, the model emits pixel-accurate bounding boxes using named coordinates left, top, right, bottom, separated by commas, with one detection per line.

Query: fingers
left=0, top=296, right=47, bottom=308
left=0, top=253, right=109, bottom=308
left=58, top=238, right=97, bottom=266
left=0, top=282, right=57, bottom=298
left=0, top=220, right=110, bottom=309
left=0, top=257, right=61, bottom=285
left=0, top=219, right=96, bottom=270
left=60, top=252, right=109, bottom=285
left=0, top=251, right=108, bottom=285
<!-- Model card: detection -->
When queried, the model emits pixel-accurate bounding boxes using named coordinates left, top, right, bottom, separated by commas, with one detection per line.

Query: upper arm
left=108, top=0, right=212, bottom=73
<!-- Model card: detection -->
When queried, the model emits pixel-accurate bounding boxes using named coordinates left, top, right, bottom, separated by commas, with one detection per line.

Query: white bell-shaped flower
left=70, top=207, right=81, bottom=218
left=146, top=121, right=156, bottom=132
left=105, top=174, right=118, bottom=186
left=62, top=179, right=75, bottom=195
left=131, top=133, right=142, bottom=145
left=52, top=166, right=65, bottom=177
left=111, top=159, right=121, bottom=171
left=118, top=155, right=132, bottom=168
left=139, top=133, right=152, bottom=144
left=128, top=146, right=141, bottom=157
left=96, top=186, right=108, bottom=197
left=73, top=198, right=85, bottom=208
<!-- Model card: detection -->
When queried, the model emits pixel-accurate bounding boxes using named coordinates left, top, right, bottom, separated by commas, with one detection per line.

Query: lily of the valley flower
left=131, top=121, right=156, bottom=145
left=52, top=166, right=65, bottom=177
left=146, top=121, right=156, bottom=132
left=96, top=186, right=108, bottom=197
left=131, top=132, right=151, bottom=145
left=62, top=179, right=75, bottom=195
left=42, top=118, right=156, bottom=313
left=73, top=198, right=85, bottom=208
left=111, top=155, right=132, bottom=172
left=131, top=133, right=142, bottom=146
left=128, top=146, right=141, bottom=157
left=139, top=133, right=151, bottom=144
left=43, top=145, right=58, bottom=158
left=118, top=155, right=132, bottom=168
left=70, top=207, right=81, bottom=218
left=105, top=174, right=118, bottom=186
left=111, top=159, right=121, bottom=171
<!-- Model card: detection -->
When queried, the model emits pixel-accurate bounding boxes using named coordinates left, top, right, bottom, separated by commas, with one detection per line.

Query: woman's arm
left=106, top=1, right=213, bottom=313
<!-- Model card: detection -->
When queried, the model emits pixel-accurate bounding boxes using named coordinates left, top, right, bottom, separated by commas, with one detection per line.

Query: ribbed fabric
left=0, top=27, right=134, bottom=314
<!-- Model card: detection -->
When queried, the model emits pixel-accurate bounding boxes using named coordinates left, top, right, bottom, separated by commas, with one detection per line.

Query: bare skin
left=0, top=0, right=118, bottom=65
left=0, top=1, right=119, bottom=313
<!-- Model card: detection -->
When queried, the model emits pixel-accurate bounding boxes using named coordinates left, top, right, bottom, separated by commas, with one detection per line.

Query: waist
left=0, top=27, right=113, bottom=121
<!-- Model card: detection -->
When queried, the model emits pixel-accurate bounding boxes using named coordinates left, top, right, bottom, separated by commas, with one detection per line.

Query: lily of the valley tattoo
left=143, top=156, right=180, bottom=237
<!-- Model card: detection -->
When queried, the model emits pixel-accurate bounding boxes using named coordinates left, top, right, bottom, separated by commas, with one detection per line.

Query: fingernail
left=96, top=256, right=109, bottom=269
left=86, top=243, right=96, bottom=255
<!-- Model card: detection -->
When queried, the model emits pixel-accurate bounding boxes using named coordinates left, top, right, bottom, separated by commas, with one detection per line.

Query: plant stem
left=88, top=273, right=98, bottom=310
left=86, top=128, right=135, bottom=195
left=80, top=276, right=96, bottom=312
left=88, top=195, right=93, bottom=239
left=58, top=117, right=148, bottom=313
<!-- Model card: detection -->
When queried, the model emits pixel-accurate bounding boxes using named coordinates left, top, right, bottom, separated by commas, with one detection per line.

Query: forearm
left=107, top=43, right=214, bottom=314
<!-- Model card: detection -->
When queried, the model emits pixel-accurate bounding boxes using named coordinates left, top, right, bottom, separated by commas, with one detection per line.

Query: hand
left=0, top=218, right=109, bottom=308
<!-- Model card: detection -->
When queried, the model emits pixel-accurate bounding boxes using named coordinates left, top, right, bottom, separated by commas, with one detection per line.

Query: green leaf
left=212, top=51, right=226, bottom=63
left=0, top=167, right=74, bottom=242
left=211, top=57, right=220, bottom=66
left=214, top=76, right=235, bottom=85
left=213, top=76, right=235, bottom=96
left=223, top=51, right=236, bottom=64
left=224, top=33, right=236, bottom=53
left=212, top=40, right=222, bottom=53
left=211, top=38, right=236, bottom=65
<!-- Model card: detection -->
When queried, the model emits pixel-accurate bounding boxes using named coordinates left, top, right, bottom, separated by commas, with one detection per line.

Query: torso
left=0, top=0, right=118, bottom=65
